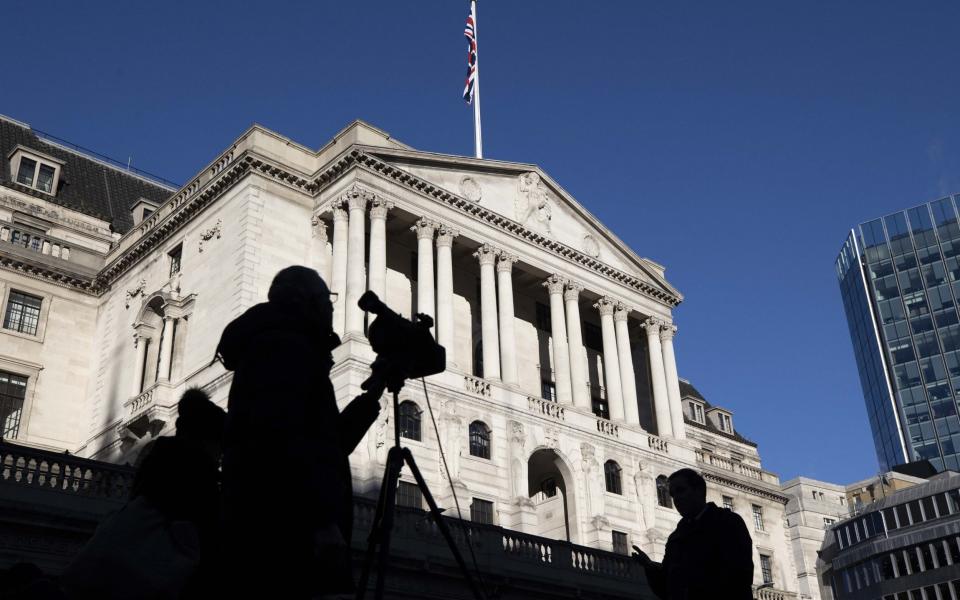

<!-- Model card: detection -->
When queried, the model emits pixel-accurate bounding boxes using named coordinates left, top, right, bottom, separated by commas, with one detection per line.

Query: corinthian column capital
left=563, top=281, right=584, bottom=302
left=436, top=225, right=460, bottom=248
left=643, top=317, right=667, bottom=335
left=410, top=218, right=439, bottom=239
left=496, top=253, right=518, bottom=273
left=331, top=204, right=348, bottom=222
left=369, top=198, right=394, bottom=220
left=543, top=274, right=567, bottom=295
left=659, top=323, right=678, bottom=342
left=613, top=303, right=632, bottom=323
left=474, top=243, right=500, bottom=266
left=342, top=185, right=374, bottom=211
left=311, top=214, right=328, bottom=242
left=593, top=296, right=617, bottom=316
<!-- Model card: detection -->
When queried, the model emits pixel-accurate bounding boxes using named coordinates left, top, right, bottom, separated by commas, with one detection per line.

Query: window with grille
left=722, top=496, right=734, bottom=510
left=168, top=244, right=183, bottom=277
left=397, top=481, right=422, bottom=509
left=759, top=554, right=773, bottom=584
left=656, top=475, right=672, bottom=508
left=753, top=504, right=765, bottom=531
left=604, top=460, right=622, bottom=495
left=471, top=498, right=494, bottom=524
left=398, top=401, right=422, bottom=441
left=469, top=421, right=491, bottom=459
left=3, top=290, right=42, bottom=336
left=0, top=371, right=28, bottom=438
left=612, top=531, right=629, bottom=555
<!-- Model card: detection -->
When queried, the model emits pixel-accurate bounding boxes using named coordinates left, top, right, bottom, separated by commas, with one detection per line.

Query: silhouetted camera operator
left=215, top=266, right=387, bottom=598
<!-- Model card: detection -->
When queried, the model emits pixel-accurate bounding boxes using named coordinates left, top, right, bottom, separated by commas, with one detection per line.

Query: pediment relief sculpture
left=459, top=176, right=482, bottom=203
left=516, top=172, right=552, bottom=235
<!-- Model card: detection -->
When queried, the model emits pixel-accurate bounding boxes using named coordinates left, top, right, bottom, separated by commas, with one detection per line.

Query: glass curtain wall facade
left=837, top=196, right=960, bottom=473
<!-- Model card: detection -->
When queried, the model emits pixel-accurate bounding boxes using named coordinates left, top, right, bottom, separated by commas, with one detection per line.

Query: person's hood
left=215, top=302, right=340, bottom=371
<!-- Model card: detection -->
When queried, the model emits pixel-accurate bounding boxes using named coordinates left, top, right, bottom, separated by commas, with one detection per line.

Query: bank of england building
left=0, top=114, right=799, bottom=598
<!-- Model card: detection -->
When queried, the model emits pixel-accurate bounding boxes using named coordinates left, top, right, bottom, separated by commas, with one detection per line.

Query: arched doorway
left=527, top=448, right=579, bottom=543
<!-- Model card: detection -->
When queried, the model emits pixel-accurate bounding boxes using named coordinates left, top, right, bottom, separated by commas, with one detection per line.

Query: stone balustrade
left=753, top=585, right=799, bottom=600
left=695, top=449, right=778, bottom=484
left=595, top=418, right=620, bottom=437
left=647, top=435, right=669, bottom=453
left=0, top=225, right=71, bottom=260
left=0, top=440, right=133, bottom=502
left=527, top=396, right=566, bottom=421
left=463, top=375, right=491, bottom=397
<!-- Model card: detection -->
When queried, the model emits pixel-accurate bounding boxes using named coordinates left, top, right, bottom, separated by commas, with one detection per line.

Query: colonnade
left=316, top=187, right=686, bottom=439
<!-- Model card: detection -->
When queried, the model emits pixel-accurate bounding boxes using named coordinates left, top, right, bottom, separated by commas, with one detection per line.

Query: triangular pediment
left=357, top=145, right=679, bottom=299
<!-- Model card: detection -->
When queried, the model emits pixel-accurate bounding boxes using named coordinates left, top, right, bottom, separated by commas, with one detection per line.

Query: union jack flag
left=463, top=4, right=477, bottom=104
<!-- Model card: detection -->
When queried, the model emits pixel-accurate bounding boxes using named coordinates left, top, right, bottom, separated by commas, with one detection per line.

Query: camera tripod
left=355, top=386, right=485, bottom=600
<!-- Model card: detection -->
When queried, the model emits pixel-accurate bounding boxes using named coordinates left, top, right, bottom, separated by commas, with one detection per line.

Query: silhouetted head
left=668, top=468, right=707, bottom=519
left=268, top=266, right=335, bottom=332
left=176, top=388, right=226, bottom=460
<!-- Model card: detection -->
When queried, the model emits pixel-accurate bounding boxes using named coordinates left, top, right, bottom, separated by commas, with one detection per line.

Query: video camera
left=358, top=291, right=446, bottom=393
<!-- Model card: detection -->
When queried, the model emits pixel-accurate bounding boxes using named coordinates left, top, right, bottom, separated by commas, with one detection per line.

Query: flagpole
left=472, top=0, right=483, bottom=159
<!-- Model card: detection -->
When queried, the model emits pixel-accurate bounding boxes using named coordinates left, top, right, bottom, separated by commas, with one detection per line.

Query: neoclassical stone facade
left=0, top=115, right=799, bottom=597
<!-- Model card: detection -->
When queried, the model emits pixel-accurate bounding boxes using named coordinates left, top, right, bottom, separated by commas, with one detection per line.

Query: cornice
left=702, top=471, right=788, bottom=505
left=338, top=149, right=681, bottom=308
left=0, top=254, right=94, bottom=292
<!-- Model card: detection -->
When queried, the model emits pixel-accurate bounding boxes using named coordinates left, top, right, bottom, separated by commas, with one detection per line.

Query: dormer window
left=9, top=146, right=63, bottom=196
left=688, top=400, right=705, bottom=424
left=718, top=412, right=733, bottom=433
left=131, top=198, right=160, bottom=225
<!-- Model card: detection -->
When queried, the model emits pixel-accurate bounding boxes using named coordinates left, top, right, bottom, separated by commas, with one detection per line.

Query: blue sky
left=5, top=0, right=960, bottom=484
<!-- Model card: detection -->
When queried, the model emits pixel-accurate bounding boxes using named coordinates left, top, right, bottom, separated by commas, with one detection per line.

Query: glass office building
left=837, top=196, right=960, bottom=473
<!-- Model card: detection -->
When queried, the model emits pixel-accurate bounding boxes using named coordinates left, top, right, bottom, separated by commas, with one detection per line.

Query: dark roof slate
left=0, top=117, right=173, bottom=234
left=678, top=379, right=758, bottom=447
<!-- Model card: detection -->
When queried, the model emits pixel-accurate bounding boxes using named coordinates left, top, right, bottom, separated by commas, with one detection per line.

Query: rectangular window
left=921, top=496, right=937, bottom=520
left=612, top=531, right=629, bottom=555
left=168, top=244, right=183, bottom=277
left=908, top=500, right=923, bottom=525
left=722, top=496, right=734, bottom=510
left=536, top=302, right=551, bottom=331
left=35, top=164, right=55, bottom=193
left=396, top=481, right=422, bottom=509
left=470, top=498, right=494, bottom=525
left=16, top=157, right=37, bottom=185
left=690, top=402, right=705, bottom=423
left=752, top=504, right=765, bottom=532
left=3, top=290, right=42, bottom=336
left=0, top=371, right=28, bottom=438
left=719, top=413, right=732, bottom=432
left=541, top=379, right=557, bottom=402
left=759, top=554, right=773, bottom=584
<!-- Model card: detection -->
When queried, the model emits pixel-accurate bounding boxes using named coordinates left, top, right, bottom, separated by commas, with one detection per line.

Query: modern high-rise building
left=837, top=197, right=960, bottom=472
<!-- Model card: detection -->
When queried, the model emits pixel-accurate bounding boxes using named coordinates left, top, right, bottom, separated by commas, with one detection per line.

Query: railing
left=695, top=449, right=774, bottom=483
left=527, top=396, right=565, bottom=420
left=0, top=226, right=71, bottom=260
left=0, top=440, right=134, bottom=501
left=595, top=418, right=620, bottom=437
left=126, top=385, right=156, bottom=417
left=753, top=585, right=798, bottom=600
left=464, top=375, right=491, bottom=397
left=647, top=435, right=668, bottom=453
left=570, top=546, right=634, bottom=577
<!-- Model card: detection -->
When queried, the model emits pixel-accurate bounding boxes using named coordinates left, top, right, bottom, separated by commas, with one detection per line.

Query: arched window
left=656, top=475, right=672, bottom=508
left=469, top=421, right=491, bottom=459
left=398, top=401, right=422, bottom=441
left=604, top=460, right=622, bottom=494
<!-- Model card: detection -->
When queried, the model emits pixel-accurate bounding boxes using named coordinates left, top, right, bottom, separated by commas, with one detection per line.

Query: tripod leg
left=356, top=447, right=404, bottom=600
left=402, top=448, right=486, bottom=600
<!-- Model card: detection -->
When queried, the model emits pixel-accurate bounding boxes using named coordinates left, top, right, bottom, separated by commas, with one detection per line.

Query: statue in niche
left=509, top=421, right=527, bottom=499
left=516, top=172, right=553, bottom=234
left=579, top=442, right=602, bottom=517
left=633, top=461, right=658, bottom=536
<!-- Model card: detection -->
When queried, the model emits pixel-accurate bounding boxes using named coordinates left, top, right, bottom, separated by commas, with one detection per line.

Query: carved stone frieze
left=516, top=172, right=553, bottom=234
left=459, top=176, right=482, bottom=203
left=198, top=219, right=222, bottom=253
left=125, top=279, right=147, bottom=309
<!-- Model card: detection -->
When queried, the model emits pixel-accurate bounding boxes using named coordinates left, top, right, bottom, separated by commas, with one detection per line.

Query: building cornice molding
left=326, top=149, right=681, bottom=308
left=702, top=471, right=788, bottom=504
left=0, top=254, right=94, bottom=292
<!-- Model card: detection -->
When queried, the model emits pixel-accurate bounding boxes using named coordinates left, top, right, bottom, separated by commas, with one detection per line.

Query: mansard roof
left=0, top=115, right=174, bottom=234
left=679, top=378, right=757, bottom=447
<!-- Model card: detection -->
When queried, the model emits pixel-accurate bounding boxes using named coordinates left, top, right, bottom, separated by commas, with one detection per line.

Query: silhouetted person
left=63, top=389, right=226, bottom=599
left=216, top=266, right=385, bottom=598
left=632, top=468, right=754, bottom=600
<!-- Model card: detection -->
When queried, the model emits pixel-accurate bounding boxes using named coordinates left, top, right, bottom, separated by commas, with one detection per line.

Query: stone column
left=132, top=333, right=148, bottom=395
left=368, top=198, right=393, bottom=301
left=497, top=254, right=519, bottom=385
left=660, top=324, right=686, bottom=440
left=345, top=191, right=370, bottom=336
left=330, top=204, right=349, bottom=337
left=311, top=215, right=332, bottom=284
left=436, top=225, right=459, bottom=366
left=411, top=218, right=438, bottom=327
left=474, top=244, right=501, bottom=380
left=544, top=275, right=573, bottom=405
left=644, top=318, right=673, bottom=438
left=157, top=316, right=175, bottom=382
left=614, top=305, right=640, bottom=426
left=564, top=282, right=590, bottom=410
left=594, top=297, right=623, bottom=420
